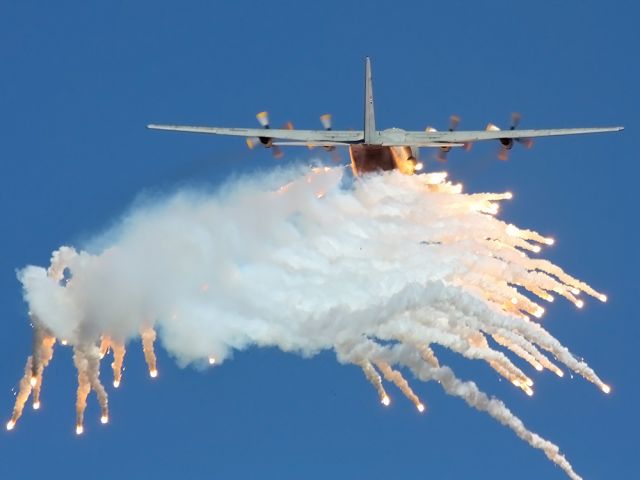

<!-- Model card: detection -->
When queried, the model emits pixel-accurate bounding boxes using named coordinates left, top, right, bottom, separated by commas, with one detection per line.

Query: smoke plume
left=9, top=165, right=610, bottom=479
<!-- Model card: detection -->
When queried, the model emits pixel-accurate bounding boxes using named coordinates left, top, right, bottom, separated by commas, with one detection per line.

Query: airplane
left=148, top=57, right=623, bottom=177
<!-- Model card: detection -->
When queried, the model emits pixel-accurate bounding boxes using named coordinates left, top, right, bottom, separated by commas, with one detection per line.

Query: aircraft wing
left=390, top=127, right=623, bottom=146
left=147, top=124, right=364, bottom=143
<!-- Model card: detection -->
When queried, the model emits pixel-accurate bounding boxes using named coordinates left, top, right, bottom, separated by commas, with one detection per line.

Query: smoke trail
left=141, top=328, right=158, bottom=378
left=31, top=335, right=56, bottom=410
left=9, top=165, right=610, bottom=478
left=6, top=357, right=33, bottom=430
left=111, top=342, right=126, bottom=388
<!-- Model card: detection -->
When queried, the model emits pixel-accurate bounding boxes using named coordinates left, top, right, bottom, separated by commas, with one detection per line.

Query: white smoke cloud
left=12, top=165, right=610, bottom=479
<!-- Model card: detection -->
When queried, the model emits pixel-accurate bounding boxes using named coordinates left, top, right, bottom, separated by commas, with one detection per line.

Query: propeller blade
left=256, top=111, right=270, bottom=128
left=246, top=137, right=258, bottom=149
left=516, top=137, right=534, bottom=149
left=463, top=142, right=473, bottom=152
left=283, top=121, right=294, bottom=130
left=511, top=112, right=522, bottom=130
left=449, top=114, right=460, bottom=131
left=320, top=113, right=332, bottom=130
left=498, top=148, right=509, bottom=161
left=436, top=150, right=448, bottom=163
left=272, top=145, right=284, bottom=159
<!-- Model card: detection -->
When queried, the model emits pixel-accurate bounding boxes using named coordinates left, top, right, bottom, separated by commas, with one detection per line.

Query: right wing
left=147, top=124, right=364, bottom=144
left=392, top=127, right=623, bottom=146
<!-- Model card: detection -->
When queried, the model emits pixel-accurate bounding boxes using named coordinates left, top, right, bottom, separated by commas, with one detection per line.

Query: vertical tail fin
left=364, top=57, right=377, bottom=144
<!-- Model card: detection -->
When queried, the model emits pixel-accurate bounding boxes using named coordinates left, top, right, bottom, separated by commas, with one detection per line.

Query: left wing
left=147, top=124, right=364, bottom=144
left=383, top=127, right=623, bottom=146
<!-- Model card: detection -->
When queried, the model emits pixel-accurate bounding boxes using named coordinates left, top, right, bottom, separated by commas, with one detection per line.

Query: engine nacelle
left=499, top=138, right=514, bottom=149
left=259, top=136, right=273, bottom=147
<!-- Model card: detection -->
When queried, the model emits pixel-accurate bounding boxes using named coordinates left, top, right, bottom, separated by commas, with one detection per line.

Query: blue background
left=1, top=1, right=637, bottom=478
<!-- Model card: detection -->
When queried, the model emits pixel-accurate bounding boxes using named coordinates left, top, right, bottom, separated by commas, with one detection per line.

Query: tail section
left=364, top=57, right=378, bottom=144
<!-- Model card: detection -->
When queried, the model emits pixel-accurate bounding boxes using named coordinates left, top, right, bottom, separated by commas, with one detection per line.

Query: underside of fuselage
left=349, top=144, right=421, bottom=176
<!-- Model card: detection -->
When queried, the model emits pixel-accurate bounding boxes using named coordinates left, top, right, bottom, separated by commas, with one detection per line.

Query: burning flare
left=8, top=166, right=610, bottom=479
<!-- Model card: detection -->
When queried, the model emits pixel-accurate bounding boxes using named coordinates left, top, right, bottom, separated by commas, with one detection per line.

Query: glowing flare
left=504, top=191, right=513, bottom=200
left=599, top=294, right=608, bottom=303
left=6, top=420, right=15, bottom=431
left=533, top=307, right=545, bottom=318
left=113, top=380, right=120, bottom=388
left=601, top=384, right=611, bottom=394
left=208, top=357, right=216, bottom=365
left=545, top=237, right=555, bottom=246
left=414, top=162, right=424, bottom=172
left=76, top=425, right=83, bottom=435
left=61, top=340, right=68, bottom=346
left=534, top=363, right=544, bottom=372
left=524, top=386, right=534, bottom=397
left=29, top=376, right=37, bottom=387
left=33, top=401, right=40, bottom=410
left=555, top=369, right=565, bottom=378
left=575, top=300, right=584, bottom=309
left=150, top=369, right=158, bottom=378
left=100, top=415, right=109, bottom=424
left=532, top=245, right=541, bottom=253
left=417, top=403, right=425, bottom=413
left=381, top=395, right=391, bottom=406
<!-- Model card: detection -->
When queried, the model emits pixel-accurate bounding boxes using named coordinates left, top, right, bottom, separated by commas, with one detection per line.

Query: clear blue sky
left=1, top=1, right=637, bottom=478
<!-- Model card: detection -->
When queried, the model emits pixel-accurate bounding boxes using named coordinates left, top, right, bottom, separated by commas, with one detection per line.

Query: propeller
left=428, top=114, right=471, bottom=162
left=487, top=112, right=534, bottom=161
left=245, top=111, right=290, bottom=159
left=317, top=114, right=342, bottom=163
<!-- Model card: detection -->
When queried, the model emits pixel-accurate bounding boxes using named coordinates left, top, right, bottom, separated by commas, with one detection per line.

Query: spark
left=208, top=357, right=216, bottom=365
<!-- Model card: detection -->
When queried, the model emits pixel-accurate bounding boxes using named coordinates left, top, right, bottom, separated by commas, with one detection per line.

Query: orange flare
left=6, top=420, right=15, bottom=431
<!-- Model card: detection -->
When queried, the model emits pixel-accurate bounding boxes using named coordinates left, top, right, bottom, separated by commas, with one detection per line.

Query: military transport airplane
left=148, top=57, right=623, bottom=177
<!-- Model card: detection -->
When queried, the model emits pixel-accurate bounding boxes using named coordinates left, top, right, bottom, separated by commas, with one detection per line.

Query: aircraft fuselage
left=349, top=144, right=420, bottom=176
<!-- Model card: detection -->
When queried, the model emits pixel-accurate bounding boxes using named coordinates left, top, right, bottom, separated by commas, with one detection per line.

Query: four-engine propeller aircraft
left=148, top=57, right=623, bottom=176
